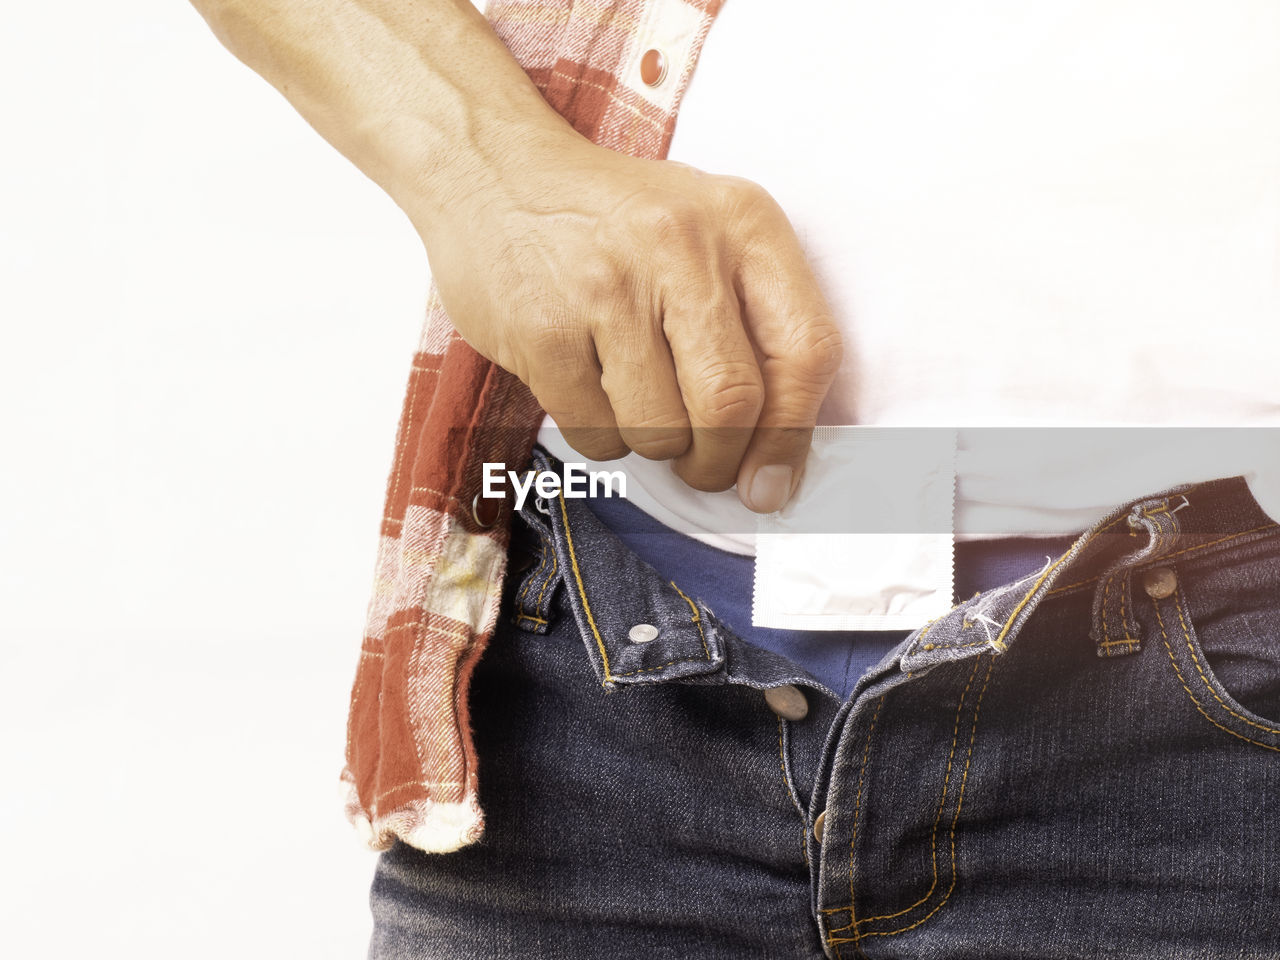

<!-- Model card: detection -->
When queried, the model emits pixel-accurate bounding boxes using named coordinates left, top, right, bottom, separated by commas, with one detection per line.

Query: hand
left=421, top=131, right=842, bottom=514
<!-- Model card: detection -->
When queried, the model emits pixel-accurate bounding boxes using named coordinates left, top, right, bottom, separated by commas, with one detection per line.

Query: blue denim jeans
left=368, top=449, right=1280, bottom=959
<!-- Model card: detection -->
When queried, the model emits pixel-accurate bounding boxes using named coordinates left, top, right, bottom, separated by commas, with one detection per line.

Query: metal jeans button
left=765, top=684, right=809, bottom=721
left=628, top=623, right=660, bottom=644
left=1142, top=567, right=1178, bottom=599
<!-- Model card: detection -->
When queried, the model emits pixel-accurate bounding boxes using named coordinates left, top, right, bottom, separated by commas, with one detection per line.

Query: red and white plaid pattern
left=341, top=0, right=726, bottom=853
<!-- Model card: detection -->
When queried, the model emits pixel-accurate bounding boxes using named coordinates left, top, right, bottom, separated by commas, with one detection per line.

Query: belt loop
left=509, top=457, right=563, bottom=634
left=1089, top=493, right=1187, bottom=658
left=1094, top=570, right=1141, bottom=657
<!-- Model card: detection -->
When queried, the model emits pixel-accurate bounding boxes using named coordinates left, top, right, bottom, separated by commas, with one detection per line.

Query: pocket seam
left=1153, top=589, right=1280, bottom=753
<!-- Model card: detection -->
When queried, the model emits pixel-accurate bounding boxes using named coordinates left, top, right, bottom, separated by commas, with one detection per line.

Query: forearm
left=188, top=0, right=576, bottom=242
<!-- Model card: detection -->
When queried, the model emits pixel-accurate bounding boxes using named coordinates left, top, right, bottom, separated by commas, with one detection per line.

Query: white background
left=0, top=2, right=461, bottom=955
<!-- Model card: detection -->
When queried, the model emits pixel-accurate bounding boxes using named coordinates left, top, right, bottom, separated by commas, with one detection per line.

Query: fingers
left=516, top=172, right=840, bottom=513
left=527, top=319, right=630, bottom=462
left=663, top=287, right=765, bottom=492
left=732, top=215, right=843, bottom=513
left=594, top=309, right=692, bottom=461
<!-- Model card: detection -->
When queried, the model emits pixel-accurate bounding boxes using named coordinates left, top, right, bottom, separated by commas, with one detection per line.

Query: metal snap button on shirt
left=765, top=684, right=809, bottom=721
left=813, top=810, right=826, bottom=842
left=471, top=490, right=502, bottom=528
left=640, top=48, right=667, bottom=86
left=1142, top=567, right=1178, bottom=599
left=628, top=623, right=660, bottom=644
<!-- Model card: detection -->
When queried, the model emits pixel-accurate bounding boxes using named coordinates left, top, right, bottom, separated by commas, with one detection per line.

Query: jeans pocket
left=1152, top=545, right=1280, bottom=751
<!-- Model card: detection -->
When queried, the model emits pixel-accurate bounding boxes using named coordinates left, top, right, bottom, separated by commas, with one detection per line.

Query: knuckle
left=689, top=366, right=764, bottom=426
left=575, top=254, right=625, bottom=302
left=629, top=194, right=707, bottom=255
left=790, top=321, right=845, bottom=379
left=717, top=175, right=779, bottom=220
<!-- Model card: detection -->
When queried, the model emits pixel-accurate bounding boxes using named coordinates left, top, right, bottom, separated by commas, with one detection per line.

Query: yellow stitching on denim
left=992, top=548, right=1079, bottom=652
left=557, top=492, right=612, bottom=682
left=599, top=581, right=718, bottom=678
left=1100, top=575, right=1116, bottom=646
left=515, top=614, right=548, bottom=625
left=609, top=657, right=713, bottom=678
left=777, top=716, right=801, bottom=812
left=1048, top=523, right=1280, bottom=596
left=517, top=538, right=549, bottom=609
left=925, top=637, right=995, bottom=653
left=1119, top=573, right=1134, bottom=643
left=828, top=657, right=995, bottom=946
left=853, top=656, right=995, bottom=942
left=1097, top=638, right=1139, bottom=649
left=1153, top=601, right=1280, bottom=753
left=852, top=658, right=980, bottom=924
left=1173, top=590, right=1280, bottom=735
left=908, top=619, right=939, bottom=657
left=669, top=580, right=712, bottom=661
left=845, top=696, right=884, bottom=959
left=826, top=658, right=982, bottom=934
left=533, top=549, right=559, bottom=612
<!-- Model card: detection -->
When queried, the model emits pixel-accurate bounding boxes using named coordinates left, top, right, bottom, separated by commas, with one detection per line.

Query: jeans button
left=628, top=623, right=660, bottom=644
left=813, top=810, right=826, bottom=842
left=1142, top=567, right=1177, bottom=599
left=765, top=684, right=809, bottom=721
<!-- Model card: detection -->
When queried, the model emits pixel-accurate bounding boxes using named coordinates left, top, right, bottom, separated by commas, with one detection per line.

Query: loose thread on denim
left=991, top=546, right=1081, bottom=651
left=1048, top=523, right=1280, bottom=597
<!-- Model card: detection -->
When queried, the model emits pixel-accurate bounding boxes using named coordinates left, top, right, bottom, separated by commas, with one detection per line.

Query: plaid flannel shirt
left=340, top=0, right=725, bottom=854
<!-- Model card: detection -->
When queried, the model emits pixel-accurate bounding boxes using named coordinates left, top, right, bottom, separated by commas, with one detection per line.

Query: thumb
left=733, top=247, right=842, bottom=513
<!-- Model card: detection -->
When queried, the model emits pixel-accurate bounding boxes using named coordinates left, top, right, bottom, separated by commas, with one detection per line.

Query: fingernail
left=745, top=464, right=794, bottom=513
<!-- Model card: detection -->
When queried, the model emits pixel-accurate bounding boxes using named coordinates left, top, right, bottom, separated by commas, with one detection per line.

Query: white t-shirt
left=539, top=0, right=1280, bottom=627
